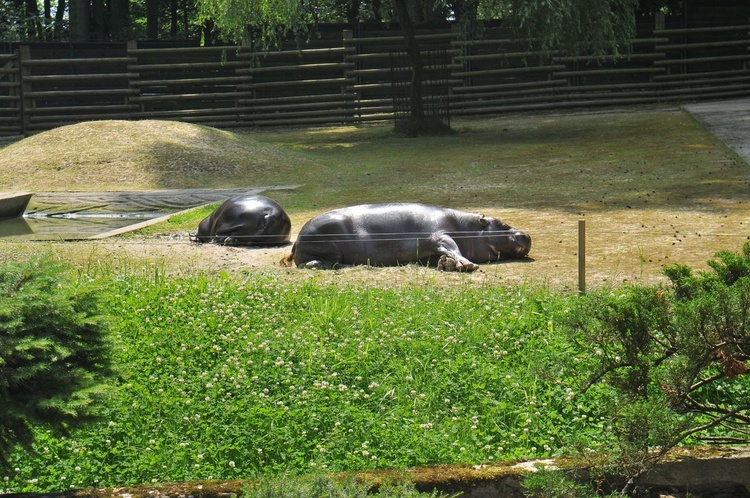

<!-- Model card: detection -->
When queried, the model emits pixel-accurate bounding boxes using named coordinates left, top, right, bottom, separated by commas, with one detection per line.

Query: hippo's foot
left=438, top=256, right=478, bottom=272
left=301, top=260, right=332, bottom=270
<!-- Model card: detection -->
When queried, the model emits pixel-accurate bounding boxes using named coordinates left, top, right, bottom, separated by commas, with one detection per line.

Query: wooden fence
left=1, top=21, right=750, bottom=136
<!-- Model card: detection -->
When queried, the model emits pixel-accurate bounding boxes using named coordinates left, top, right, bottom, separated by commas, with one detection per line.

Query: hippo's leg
left=193, top=216, right=214, bottom=243
left=431, top=233, right=478, bottom=272
left=223, top=237, right=240, bottom=245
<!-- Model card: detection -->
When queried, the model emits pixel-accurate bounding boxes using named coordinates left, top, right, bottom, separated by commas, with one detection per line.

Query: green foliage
left=3, top=274, right=600, bottom=492
left=522, top=469, right=605, bottom=498
left=503, top=0, right=637, bottom=58
left=0, top=257, right=113, bottom=467
left=565, top=242, right=750, bottom=491
left=242, top=473, right=451, bottom=497
left=5, top=244, right=750, bottom=493
left=194, top=0, right=310, bottom=47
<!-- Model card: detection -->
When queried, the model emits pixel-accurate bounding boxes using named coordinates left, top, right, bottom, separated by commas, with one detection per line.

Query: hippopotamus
left=281, top=203, right=531, bottom=271
left=193, top=194, right=291, bottom=246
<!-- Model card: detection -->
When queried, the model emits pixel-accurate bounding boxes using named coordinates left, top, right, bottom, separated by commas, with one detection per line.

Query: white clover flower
left=229, top=461, right=236, bottom=468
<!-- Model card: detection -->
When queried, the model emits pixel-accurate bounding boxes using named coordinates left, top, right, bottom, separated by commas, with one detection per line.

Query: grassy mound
left=0, top=120, right=306, bottom=191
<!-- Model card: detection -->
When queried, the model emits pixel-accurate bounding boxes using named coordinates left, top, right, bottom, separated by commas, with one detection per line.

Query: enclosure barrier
left=1, top=21, right=749, bottom=135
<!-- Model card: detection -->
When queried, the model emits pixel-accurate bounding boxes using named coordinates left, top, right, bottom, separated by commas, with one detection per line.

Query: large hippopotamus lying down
left=193, top=194, right=291, bottom=246
left=281, top=203, right=531, bottom=271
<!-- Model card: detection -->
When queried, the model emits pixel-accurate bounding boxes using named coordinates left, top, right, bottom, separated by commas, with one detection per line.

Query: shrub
left=0, top=256, right=113, bottom=466
left=565, top=242, right=750, bottom=493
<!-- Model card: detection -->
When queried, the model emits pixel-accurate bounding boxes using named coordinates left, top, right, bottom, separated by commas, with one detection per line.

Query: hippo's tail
left=279, top=244, right=296, bottom=267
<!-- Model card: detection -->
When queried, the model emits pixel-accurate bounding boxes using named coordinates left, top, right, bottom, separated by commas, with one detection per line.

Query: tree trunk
left=170, top=0, right=178, bottom=38
left=69, top=0, right=90, bottom=41
left=23, top=0, right=41, bottom=39
left=111, top=0, right=130, bottom=41
left=43, top=0, right=51, bottom=39
left=146, top=0, right=159, bottom=39
left=54, top=0, right=65, bottom=38
left=90, top=0, right=105, bottom=40
left=391, top=0, right=424, bottom=136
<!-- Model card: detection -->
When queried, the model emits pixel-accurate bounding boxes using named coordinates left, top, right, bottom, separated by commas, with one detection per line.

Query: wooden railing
left=1, top=23, right=749, bottom=136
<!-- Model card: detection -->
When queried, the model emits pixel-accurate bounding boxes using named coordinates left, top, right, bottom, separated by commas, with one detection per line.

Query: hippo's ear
left=479, top=215, right=490, bottom=227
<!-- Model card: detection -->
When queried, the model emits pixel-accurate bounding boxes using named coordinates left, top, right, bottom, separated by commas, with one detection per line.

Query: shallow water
left=0, top=186, right=299, bottom=241
left=0, top=214, right=162, bottom=241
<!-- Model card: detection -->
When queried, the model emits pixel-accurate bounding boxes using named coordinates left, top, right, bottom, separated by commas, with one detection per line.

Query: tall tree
left=69, top=0, right=90, bottom=41
left=182, top=0, right=640, bottom=134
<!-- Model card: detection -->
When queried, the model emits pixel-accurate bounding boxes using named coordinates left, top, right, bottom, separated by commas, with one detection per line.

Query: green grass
left=3, top=108, right=750, bottom=493
left=1, top=270, right=616, bottom=493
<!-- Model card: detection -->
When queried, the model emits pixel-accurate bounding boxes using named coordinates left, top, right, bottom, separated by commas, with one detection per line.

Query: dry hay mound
left=0, top=120, right=302, bottom=191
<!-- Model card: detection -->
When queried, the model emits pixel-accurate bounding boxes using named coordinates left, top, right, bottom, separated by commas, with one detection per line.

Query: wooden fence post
left=578, top=219, right=586, bottom=295
left=126, top=40, right=139, bottom=116
left=18, top=45, right=31, bottom=136
left=343, top=29, right=360, bottom=120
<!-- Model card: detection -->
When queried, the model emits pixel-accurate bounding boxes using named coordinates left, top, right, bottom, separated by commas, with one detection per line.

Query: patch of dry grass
left=2, top=109, right=750, bottom=292
left=0, top=120, right=308, bottom=191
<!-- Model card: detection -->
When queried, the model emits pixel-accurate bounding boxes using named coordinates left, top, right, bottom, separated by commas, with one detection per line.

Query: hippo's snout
left=512, top=231, right=532, bottom=257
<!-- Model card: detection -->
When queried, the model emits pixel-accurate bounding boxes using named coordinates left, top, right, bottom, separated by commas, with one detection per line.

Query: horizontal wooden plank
left=656, top=39, right=750, bottom=51
left=236, top=62, right=354, bottom=74
left=26, top=88, right=138, bottom=98
left=654, top=24, right=750, bottom=35
left=348, top=65, right=461, bottom=77
left=653, top=69, right=750, bottom=82
left=554, top=67, right=666, bottom=77
left=236, top=46, right=351, bottom=59
left=129, top=45, right=236, bottom=55
left=552, top=53, right=665, bottom=63
left=130, top=91, right=254, bottom=102
left=132, top=76, right=248, bottom=87
left=28, top=104, right=139, bottom=114
left=654, top=54, right=750, bottom=66
left=24, top=56, right=132, bottom=65
left=245, top=77, right=352, bottom=89
left=128, top=61, right=246, bottom=71
left=237, top=93, right=356, bottom=105
left=25, top=73, right=134, bottom=82
left=344, top=32, right=457, bottom=45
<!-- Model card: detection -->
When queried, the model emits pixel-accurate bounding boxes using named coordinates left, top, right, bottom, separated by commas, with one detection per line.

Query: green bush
left=565, top=241, right=750, bottom=493
left=0, top=256, right=113, bottom=466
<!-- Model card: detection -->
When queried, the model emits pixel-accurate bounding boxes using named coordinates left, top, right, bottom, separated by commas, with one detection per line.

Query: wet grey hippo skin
left=194, top=194, right=291, bottom=246
left=283, top=203, right=531, bottom=271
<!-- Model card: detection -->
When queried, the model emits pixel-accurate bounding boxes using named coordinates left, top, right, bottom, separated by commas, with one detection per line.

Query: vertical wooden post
left=126, top=40, right=139, bottom=115
left=18, top=45, right=31, bottom=136
left=342, top=29, right=358, bottom=122
left=578, top=219, right=586, bottom=295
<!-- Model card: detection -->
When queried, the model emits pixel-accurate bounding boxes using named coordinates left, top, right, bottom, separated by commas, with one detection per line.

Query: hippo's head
left=481, top=216, right=532, bottom=259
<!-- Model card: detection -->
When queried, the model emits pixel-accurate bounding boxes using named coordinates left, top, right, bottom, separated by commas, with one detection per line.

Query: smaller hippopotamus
left=193, top=194, right=291, bottom=246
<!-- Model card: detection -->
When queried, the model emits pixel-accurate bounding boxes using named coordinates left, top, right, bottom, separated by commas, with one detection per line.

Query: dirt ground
left=22, top=200, right=743, bottom=295
left=5, top=99, right=750, bottom=293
